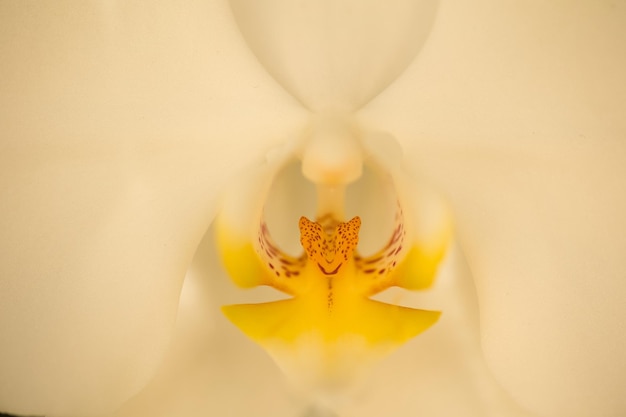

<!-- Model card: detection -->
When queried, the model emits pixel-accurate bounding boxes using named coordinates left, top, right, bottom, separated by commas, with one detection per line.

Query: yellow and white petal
left=221, top=214, right=441, bottom=400
left=356, top=131, right=454, bottom=295
left=215, top=145, right=304, bottom=293
left=216, top=124, right=448, bottom=400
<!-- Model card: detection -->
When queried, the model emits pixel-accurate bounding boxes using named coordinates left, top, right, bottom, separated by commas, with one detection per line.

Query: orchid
left=1, top=1, right=625, bottom=417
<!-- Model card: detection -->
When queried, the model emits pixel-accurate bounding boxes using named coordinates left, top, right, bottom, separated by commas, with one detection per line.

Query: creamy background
left=1, top=1, right=625, bottom=417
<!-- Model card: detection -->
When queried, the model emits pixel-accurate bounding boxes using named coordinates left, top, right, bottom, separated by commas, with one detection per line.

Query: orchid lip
left=215, top=114, right=453, bottom=398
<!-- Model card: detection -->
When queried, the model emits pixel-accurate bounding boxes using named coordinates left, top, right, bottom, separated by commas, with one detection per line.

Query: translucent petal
left=229, top=0, right=439, bottom=112
left=357, top=132, right=453, bottom=294
left=359, top=1, right=626, bottom=416
left=0, top=2, right=305, bottom=416
left=215, top=149, right=305, bottom=294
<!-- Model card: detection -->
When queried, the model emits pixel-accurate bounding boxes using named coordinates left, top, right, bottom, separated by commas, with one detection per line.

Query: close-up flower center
left=215, top=115, right=451, bottom=407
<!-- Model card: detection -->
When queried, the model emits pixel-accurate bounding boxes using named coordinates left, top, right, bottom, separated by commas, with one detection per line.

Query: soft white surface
left=230, top=0, right=439, bottom=111
left=360, top=1, right=626, bottom=416
left=0, top=1, right=305, bottom=415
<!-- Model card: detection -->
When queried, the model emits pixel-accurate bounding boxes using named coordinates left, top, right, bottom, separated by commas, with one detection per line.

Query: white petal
left=0, top=2, right=305, bottom=416
left=360, top=1, right=626, bottom=416
left=229, top=0, right=439, bottom=112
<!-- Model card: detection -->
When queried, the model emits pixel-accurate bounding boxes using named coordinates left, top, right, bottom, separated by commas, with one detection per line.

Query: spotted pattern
left=355, top=202, right=406, bottom=278
left=254, top=203, right=402, bottom=294
left=299, top=216, right=361, bottom=276
left=257, top=221, right=305, bottom=280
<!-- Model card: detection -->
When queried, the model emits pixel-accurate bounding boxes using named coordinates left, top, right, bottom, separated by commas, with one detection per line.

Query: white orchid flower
left=1, top=1, right=625, bottom=417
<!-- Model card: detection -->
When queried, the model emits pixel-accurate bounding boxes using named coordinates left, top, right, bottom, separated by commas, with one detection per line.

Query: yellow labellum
left=218, top=209, right=442, bottom=365
left=215, top=123, right=450, bottom=398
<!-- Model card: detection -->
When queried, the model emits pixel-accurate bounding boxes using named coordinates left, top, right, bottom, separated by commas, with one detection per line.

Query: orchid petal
left=229, top=0, right=439, bottom=112
left=0, top=2, right=305, bottom=416
left=360, top=1, right=626, bottom=416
